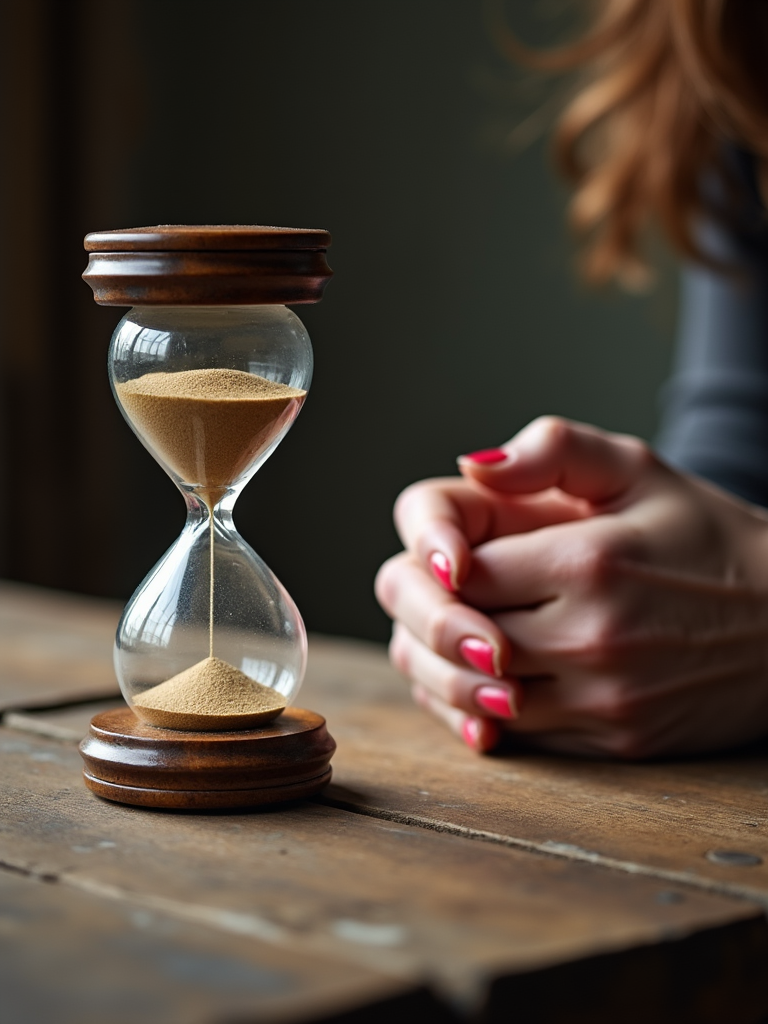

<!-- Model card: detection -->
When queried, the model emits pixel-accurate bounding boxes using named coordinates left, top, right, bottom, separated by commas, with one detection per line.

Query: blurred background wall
left=0, top=0, right=676, bottom=643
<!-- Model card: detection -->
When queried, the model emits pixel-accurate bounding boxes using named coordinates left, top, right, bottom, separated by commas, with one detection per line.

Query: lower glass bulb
left=115, top=498, right=307, bottom=731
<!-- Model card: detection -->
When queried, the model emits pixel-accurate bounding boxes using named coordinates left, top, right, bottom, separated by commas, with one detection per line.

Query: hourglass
left=78, top=226, right=335, bottom=809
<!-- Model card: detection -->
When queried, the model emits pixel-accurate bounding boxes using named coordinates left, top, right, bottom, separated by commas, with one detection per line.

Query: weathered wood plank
left=0, top=581, right=120, bottom=708
left=0, top=866, right=451, bottom=1024
left=295, top=636, right=768, bottom=903
left=5, top=699, right=124, bottom=741
left=0, top=726, right=766, bottom=1023
left=3, top=583, right=768, bottom=906
left=312, top=703, right=768, bottom=903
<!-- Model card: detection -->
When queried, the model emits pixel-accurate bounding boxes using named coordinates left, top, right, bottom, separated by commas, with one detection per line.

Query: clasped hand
left=375, top=417, right=768, bottom=757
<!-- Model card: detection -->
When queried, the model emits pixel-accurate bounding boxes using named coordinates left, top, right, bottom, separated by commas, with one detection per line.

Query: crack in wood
left=0, top=853, right=418, bottom=986
left=0, top=858, right=59, bottom=884
left=4, top=695, right=768, bottom=915
left=315, top=794, right=768, bottom=910
left=0, top=854, right=299, bottom=947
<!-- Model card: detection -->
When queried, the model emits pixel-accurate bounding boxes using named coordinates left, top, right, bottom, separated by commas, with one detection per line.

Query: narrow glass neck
left=183, top=489, right=237, bottom=527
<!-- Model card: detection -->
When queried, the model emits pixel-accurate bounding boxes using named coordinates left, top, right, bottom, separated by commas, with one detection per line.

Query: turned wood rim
left=83, top=224, right=333, bottom=305
left=84, top=225, right=332, bottom=252
left=79, top=706, right=336, bottom=809
left=82, top=766, right=334, bottom=810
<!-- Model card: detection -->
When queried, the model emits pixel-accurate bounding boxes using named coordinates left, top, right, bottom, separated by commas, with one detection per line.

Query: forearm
left=656, top=152, right=768, bottom=507
left=657, top=257, right=768, bottom=506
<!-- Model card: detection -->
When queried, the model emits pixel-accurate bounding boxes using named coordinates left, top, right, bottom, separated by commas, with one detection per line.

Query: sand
left=132, top=656, right=287, bottom=730
left=116, top=368, right=305, bottom=505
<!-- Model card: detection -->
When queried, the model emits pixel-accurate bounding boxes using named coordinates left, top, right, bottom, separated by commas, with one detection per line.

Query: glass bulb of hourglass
left=108, top=305, right=312, bottom=729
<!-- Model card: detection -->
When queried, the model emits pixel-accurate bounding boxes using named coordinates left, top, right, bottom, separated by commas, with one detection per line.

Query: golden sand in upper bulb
left=116, top=368, right=306, bottom=505
left=132, top=656, right=286, bottom=731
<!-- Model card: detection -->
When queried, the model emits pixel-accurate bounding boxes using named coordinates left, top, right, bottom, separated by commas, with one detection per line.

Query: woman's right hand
left=375, top=417, right=768, bottom=758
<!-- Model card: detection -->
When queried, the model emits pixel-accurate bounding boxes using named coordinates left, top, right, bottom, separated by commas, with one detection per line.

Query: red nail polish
left=475, top=685, right=517, bottom=719
left=462, top=717, right=481, bottom=749
left=430, top=551, right=456, bottom=592
left=459, top=637, right=501, bottom=677
left=462, top=448, right=507, bottom=464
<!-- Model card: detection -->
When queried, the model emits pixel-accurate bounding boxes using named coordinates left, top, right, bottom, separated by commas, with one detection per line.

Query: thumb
left=457, top=417, right=652, bottom=503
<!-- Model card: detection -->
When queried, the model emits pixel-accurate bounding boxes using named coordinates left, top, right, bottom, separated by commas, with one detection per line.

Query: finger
left=397, top=623, right=636, bottom=750
left=500, top=673, right=594, bottom=734
left=461, top=514, right=641, bottom=611
left=390, top=623, right=523, bottom=720
left=393, top=478, right=590, bottom=592
left=411, top=682, right=502, bottom=753
left=407, top=646, right=596, bottom=751
left=458, top=416, right=653, bottom=503
left=375, top=552, right=511, bottom=677
left=511, top=729, right=610, bottom=758
left=393, top=479, right=493, bottom=590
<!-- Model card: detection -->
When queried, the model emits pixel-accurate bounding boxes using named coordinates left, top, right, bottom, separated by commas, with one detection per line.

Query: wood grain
left=296, top=633, right=768, bottom=903
left=0, top=581, right=120, bottom=709
left=0, top=725, right=766, bottom=1022
left=83, top=225, right=333, bottom=251
left=83, top=225, right=333, bottom=306
left=0, top=864, right=448, bottom=1024
left=80, top=706, right=335, bottom=809
left=306, top=694, right=768, bottom=904
left=3, top=583, right=768, bottom=1020
left=2, top=583, right=767, bottom=904
left=5, top=699, right=124, bottom=742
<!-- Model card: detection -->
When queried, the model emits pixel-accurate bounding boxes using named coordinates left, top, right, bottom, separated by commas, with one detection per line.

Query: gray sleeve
left=655, top=157, right=768, bottom=507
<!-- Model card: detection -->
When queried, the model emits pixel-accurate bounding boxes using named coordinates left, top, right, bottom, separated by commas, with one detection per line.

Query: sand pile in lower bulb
left=132, top=656, right=286, bottom=730
left=116, top=368, right=306, bottom=504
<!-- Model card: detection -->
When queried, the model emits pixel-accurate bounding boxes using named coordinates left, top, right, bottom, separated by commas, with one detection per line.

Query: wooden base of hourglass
left=79, top=706, right=335, bottom=811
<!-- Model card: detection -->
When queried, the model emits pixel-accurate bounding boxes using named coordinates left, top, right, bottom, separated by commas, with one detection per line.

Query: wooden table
left=1, top=581, right=767, bottom=1024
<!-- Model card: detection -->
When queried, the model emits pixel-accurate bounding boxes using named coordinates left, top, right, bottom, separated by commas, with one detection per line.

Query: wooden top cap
left=83, top=224, right=333, bottom=306
left=84, top=224, right=332, bottom=252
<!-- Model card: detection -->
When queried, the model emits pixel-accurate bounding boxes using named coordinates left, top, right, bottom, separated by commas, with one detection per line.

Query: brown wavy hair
left=487, top=1, right=768, bottom=286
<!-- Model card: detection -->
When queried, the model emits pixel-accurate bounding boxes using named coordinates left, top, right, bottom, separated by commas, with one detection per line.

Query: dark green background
left=0, top=1, right=677, bottom=641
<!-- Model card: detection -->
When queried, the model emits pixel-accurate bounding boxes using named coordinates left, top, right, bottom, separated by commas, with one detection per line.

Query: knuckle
left=532, top=414, right=569, bottom=435
left=564, top=535, right=620, bottom=585
left=441, top=666, right=467, bottom=707
left=411, top=682, right=429, bottom=710
left=580, top=681, right=656, bottom=759
left=575, top=610, right=624, bottom=667
left=393, top=485, right=417, bottom=526
left=373, top=556, right=403, bottom=612
left=388, top=631, right=410, bottom=677
left=618, top=433, right=654, bottom=470
left=585, top=681, right=636, bottom=725
left=561, top=527, right=643, bottom=590
left=425, top=602, right=452, bottom=654
left=393, top=479, right=434, bottom=527
left=601, top=727, right=653, bottom=761
left=531, top=415, right=571, bottom=451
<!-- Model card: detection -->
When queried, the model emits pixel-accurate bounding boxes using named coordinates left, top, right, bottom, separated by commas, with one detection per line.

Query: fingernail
left=430, top=551, right=457, bottom=592
left=462, top=717, right=482, bottom=749
left=459, top=637, right=502, bottom=677
left=475, top=685, right=517, bottom=719
left=460, top=448, right=508, bottom=464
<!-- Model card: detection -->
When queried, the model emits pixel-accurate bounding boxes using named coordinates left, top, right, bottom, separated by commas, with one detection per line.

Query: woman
left=375, top=1, right=768, bottom=757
